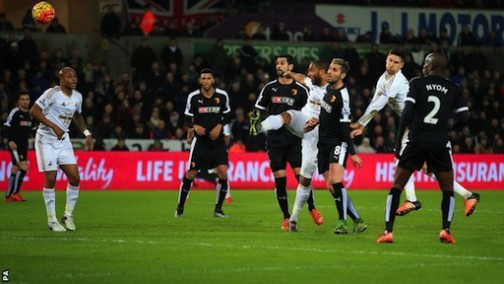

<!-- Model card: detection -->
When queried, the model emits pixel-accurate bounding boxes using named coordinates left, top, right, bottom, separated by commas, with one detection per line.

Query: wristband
left=83, top=129, right=92, bottom=137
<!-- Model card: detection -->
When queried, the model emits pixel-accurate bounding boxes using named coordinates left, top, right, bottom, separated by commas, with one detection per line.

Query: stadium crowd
left=0, top=2, right=503, bottom=154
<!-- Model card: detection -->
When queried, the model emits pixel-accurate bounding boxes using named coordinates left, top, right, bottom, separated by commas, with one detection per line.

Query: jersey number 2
left=423, top=95, right=440, bottom=125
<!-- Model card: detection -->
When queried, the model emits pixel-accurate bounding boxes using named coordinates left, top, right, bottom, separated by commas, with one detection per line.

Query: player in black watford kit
left=175, top=68, right=232, bottom=218
left=4, top=91, right=33, bottom=202
left=377, top=52, right=470, bottom=244
left=250, top=54, right=320, bottom=231
left=305, top=58, right=366, bottom=234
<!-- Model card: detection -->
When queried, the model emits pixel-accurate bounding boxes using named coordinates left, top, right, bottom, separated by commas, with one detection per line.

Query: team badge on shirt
left=214, top=97, right=220, bottom=104
left=291, top=89, right=297, bottom=96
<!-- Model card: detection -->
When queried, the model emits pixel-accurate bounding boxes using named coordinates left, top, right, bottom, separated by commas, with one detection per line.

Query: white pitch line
left=2, top=235, right=503, bottom=262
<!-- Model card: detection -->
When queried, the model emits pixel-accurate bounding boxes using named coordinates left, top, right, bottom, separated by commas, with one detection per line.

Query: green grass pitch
left=1, top=190, right=503, bottom=284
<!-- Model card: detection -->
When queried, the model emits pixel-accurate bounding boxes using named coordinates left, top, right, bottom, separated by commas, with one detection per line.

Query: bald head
left=58, top=67, right=78, bottom=91
left=59, top=67, right=76, bottom=77
left=423, top=52, right=448, bottom=76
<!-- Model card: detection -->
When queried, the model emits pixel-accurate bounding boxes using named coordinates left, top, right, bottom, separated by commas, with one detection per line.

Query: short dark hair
left=388, top=47, right=406, bottom=62
left=311, top=60, right=328, bottom=72
left=17, top=90, right=30, bottom=100
left=199, top=68, right=214, bottom=76
left=276, top=54, right=294, bottom=65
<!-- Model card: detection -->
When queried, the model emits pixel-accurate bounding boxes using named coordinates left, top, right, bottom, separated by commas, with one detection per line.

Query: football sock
left=261, top=115, right=283, bottom=132
left=403, top=175, right=417, bottom=202
left=13, top=170, right=26, bottom=194
left=64, top=184, right=79, bottom=217
left=331, top=182, right=347, bottom=220
left=177, top=176, right=192, bottom=207
left=215, top=179, right=228, bottom=211
left=307, top=189, right=315, bottom=211
left=43, top=187, right=57, bottom=222
left=6, top=172, right=16, bottom=197
left=275, top=177, right=290, bottom=218
left=290, top=183, right=311, bottom=222
left=441, top=190, right=455, bottom=231
left=385, top=187, right=402, bottom=233
left=346, top=196, right=361, bottom=220
left=453, top=181, right=472, bottom=199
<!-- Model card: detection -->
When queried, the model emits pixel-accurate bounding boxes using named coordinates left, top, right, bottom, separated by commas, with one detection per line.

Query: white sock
left=290, top=184, right=311, bottom=222
left=64, top=184, right=79, bottom=217
left=225, top=187, right=231, bottom=198
left=403, top=175, right=417, bottom=202
left=261, top=115, right=284, bottom=132
left=454, top=181, right=472, bottom=199
left=341, top=187, right=348, bottom=220
left=43, top=187, right=57, bottom=223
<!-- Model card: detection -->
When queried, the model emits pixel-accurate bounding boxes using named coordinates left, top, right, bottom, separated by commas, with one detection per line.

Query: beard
left=276, top=69, right=284, bottom=77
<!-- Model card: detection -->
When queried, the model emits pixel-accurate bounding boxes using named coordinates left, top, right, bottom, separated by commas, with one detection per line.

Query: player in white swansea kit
left=253, top=61, right=326, bottom=229
left=350, top=47, right=479, bottom=216
left=30, top=67, right=94, bottom=232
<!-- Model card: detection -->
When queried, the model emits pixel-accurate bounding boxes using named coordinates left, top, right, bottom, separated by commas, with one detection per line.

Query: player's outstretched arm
left=283, top=71, right=307, bottom=84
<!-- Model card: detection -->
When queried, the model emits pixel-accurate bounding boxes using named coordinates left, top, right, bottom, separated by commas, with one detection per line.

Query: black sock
left=307, top=189, right=315, bottom=211
left=385, top=187, right=402, bottom=233
left=177, top=176, right=193, bottom=208
left=331, top=182, right=346, bottom=220
left=441, top=190, right=455, bottom=231
left=6, top=173, right=16, bottom=197
left=215, top=179, right=228, bottom=212
left=275, top=177, right=289, bottom=218
left=13, top=170, right=26, bottom=194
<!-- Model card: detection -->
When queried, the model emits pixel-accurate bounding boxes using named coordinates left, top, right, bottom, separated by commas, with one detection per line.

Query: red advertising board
left=0, top=151, right=502, bottom=190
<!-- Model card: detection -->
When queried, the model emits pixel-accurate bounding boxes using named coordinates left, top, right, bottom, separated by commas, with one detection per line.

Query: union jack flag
left=126, top=0, right=225, bottom=29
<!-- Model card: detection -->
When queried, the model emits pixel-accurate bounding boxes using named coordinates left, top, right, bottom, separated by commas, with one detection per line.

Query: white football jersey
left=358, top=70, right=409, bottom=126
left=35, top=86, right=83, bottom=138
left=301, top=77, right=327, bottom=118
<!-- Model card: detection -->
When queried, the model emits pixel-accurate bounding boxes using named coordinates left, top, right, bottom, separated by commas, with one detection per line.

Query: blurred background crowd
left=0, top=0, right=503, bottom=154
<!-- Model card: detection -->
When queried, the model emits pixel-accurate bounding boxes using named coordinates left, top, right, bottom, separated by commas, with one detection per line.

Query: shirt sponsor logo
left=198, top=106, right=221, bottom=113
left=320, top=100, right=332, bottom=113
left=271, top=96, right=295, bottom=106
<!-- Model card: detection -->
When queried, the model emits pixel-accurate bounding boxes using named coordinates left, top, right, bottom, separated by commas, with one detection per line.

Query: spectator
left=46, top=17, right=67, bottom=34
left=318, top=27, right=334, bottom=42
left=270, top=22, right=289, bottom=41
left=93, top=136, right=107, bottom=151
left=457, top=25, right=476, bottom=46
left=148, top=139, right=166, bottom=151
left=21, top=9, right=37, bottom=32
left=356, top=31, right=373, bottom=43
left=238, top=38, right=258, bottom=73
left=356, top=137, right=376, bottom=153
left=251, top=24, right=268, bottom=40
left=100, top=5, right=122, bottom=38
left=161, top=37, right=183, bottom=71
left=131, top=37, right=157, bottom=83
left=122, top=20, right=143, bottom=36
left=0, top=13, right=14, bottom=31
left=379, top=22, right=398, bottom=44
left=163, top=22, right=179, bottom=38
left=111, top=136, right=130, bottom=151
left=207, top=38, right=228, bottom=78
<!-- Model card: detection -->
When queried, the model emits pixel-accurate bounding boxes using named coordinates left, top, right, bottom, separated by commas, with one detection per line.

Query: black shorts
left=9, top=146, right=28, bottom=165
left=188, top=139, right=228, bottom=171
left=317, top=141, right=349, bottom=174
left=266, top=138, right=302, bottom=172
left=398, top=142, right=452, bottom=172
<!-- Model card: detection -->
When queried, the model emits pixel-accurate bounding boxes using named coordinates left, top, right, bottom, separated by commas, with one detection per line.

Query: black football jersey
left=405, top=74, right=468, bottom=144
left=185, top=88, right=231, bottom=143
left=255, top=79, right=308, bottom=141
left=3, top=107, right=32, bottom=148
left=318, top=85, right=351, bottom=145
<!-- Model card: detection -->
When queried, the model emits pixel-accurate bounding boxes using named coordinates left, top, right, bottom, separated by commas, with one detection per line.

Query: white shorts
left=285, top=110, right=311, bottom=138
left=35, top=132, right=77, bottom=172
left=300, top=125, right=319, bottom=178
